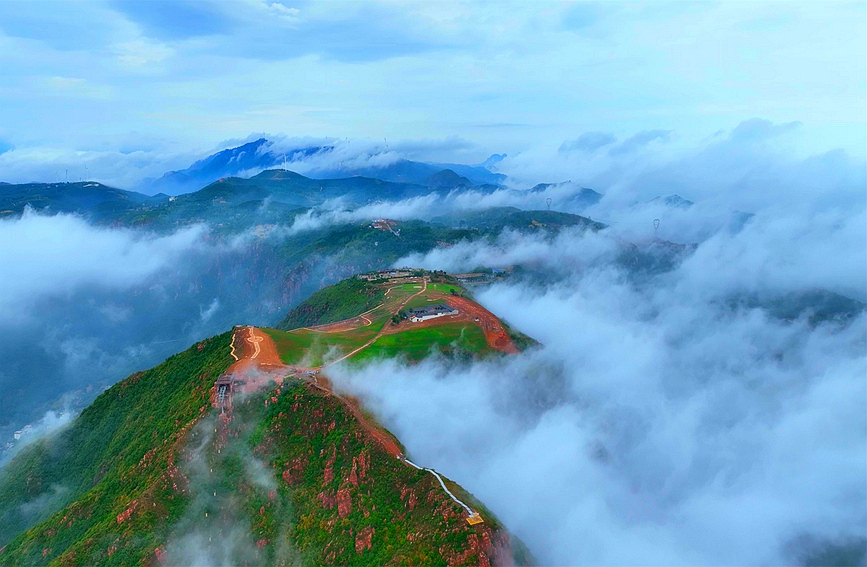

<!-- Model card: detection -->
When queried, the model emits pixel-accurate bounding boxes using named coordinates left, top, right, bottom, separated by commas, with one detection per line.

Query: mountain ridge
left=0, top=272, right=534, bottom=566
left=139, top=138, right=506, bottom=195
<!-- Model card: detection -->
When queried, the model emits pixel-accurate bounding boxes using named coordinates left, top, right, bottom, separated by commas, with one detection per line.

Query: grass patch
left=352, top=323, right=492, bottom=363
left=277, top=278, right=386, bottom=329
left=264, top=326, right=382, bottom=366
left=403, top=294, right=446, bottom=310
left=426, top=283, right=462, bottom=295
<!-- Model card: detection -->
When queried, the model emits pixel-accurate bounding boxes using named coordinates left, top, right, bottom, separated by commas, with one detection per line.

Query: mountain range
left=140, top=138, right=507, bottom=196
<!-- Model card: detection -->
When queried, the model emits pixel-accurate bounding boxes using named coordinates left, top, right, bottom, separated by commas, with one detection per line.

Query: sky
left=0, top=0, right=864, bottom=187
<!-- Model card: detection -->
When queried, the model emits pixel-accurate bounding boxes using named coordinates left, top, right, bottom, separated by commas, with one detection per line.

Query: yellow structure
left=466, top=512, right=484, bottom=525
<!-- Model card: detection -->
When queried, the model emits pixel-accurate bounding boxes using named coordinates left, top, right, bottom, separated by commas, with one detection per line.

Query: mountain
left=305, top=158, right=504, bottom=187
left=118, top=170, right=447, bottom=231
left=142, top=139, right=331, bottom=196
left=425, top=169, right=473, bottom=189
left=650, top=194, right=694, bottom=208
left=0, top=272, right=534, bottom=566
left=141, top=139, right=506, bottom=195
left=530, top=182, right=603, bottom=211
left=433, top=206, right=607, bottom=232
left=0, top=181, right=166, bottom=221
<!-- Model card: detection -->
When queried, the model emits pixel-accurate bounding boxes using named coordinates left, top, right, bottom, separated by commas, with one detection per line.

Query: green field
left=352, top=323, right=492, bottom=363
left=277, top=277, right=387, bottom=330
left=426, top=283, right=463, bottom=295
left=263, top=326, right=383, bottom=366
left=390, top=283, right=424, bottom=293
left=403, top=294, right=448, bottom=310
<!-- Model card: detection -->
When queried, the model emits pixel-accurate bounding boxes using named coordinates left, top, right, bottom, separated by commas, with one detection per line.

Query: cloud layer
left=331, top=233, right=866, bottom=565
left=327, top=177, right=866, bottom=565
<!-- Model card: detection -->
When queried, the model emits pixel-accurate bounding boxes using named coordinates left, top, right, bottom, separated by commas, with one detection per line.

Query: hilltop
left=0, top=272, right=534, bottom=566
left=0, top=181, right=165, bottom=222
left=271, top=269, right=535, bottom=365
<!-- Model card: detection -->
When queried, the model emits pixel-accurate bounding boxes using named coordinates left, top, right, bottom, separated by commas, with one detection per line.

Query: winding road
left=322, top=278, right=429, bottom=367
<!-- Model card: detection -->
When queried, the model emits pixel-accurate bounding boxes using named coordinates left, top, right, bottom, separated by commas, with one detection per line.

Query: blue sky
left=0, top=1, right=863, bottom=187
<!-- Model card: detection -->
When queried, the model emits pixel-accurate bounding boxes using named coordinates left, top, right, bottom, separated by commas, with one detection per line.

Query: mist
left=327, top=172, right=866, bottom=565
left=0, top=209, right=341, bottom=448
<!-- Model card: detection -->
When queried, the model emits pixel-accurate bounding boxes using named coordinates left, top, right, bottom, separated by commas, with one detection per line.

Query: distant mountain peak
left=651, top=194, right=694, bottom=208
left=141, top=137, right=507, bottom=196
left=480, top=153, right=506, bottom=170
left=252, top=168, right=306, bottom=180
left=426, top=168, right=473, bottom=188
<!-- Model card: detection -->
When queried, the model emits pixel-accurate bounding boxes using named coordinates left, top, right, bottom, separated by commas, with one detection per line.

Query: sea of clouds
left=329, top=213, right=865, bottom=564
left=324, top=124, right=866, bottom=565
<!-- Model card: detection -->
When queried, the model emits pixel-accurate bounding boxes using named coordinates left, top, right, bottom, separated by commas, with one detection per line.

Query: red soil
left=306, top=314, right=372, bottom=333
left=380, top=294, right=519, bottom=354
left=226, top=326, right=285, bottom=374
left=445, top=296, right=519, bottom=354
left=213, top=327, right=291, bottom=408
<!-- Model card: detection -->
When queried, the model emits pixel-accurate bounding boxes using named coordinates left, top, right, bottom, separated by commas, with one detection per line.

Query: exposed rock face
left=336, top=488, right=352, bottom=517
left=355, top=526, right=375, bottom=554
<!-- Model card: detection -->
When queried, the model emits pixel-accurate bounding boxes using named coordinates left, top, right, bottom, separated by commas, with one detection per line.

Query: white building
left=408, top=304, right=458, bottom=322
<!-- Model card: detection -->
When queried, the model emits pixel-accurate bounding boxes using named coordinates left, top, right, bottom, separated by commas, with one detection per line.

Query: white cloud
left=114, top=39, right=174, bottom=68
left=0, top=209, right=208, bottom=318
left=330, top=232, right=866, bottom=565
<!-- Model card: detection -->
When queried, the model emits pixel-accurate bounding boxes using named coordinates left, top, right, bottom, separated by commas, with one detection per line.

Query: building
left=408, top=304, right=458, bottom=322
left=453, top=272, right=490, bottom=284
left=357, top=269, right=412, bottom=282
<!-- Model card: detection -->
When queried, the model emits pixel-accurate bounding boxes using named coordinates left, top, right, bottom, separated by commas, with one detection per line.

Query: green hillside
left=0, top=182, right=164, bottom=221
left=277, top=277, right=388, bottom=329
left=241, top=379, right=524, bottom=566
left=432, top=207, right=607, bottom=232
left=0, top=273, right=532, bottom=565
left=0, top=332, right=233, bottom=563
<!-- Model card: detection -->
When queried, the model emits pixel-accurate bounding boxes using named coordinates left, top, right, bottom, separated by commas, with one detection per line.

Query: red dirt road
left=227, top=326, right=285, bottom=374
left=379, top=294, right=519, bottom=354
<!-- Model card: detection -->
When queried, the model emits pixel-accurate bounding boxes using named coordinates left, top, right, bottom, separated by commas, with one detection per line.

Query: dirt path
left=321, top=279, right=429, bottom=367
left=226, top=326, right=285, bottom=375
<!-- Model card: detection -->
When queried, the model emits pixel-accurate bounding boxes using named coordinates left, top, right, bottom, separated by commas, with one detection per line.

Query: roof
left=409, top=303, right=457, bottom=317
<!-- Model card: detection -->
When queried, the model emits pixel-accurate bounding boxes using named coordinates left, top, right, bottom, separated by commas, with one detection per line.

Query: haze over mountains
left=0, top=0, right=864, bottom=563
left=139, top=137, right=507, bottom=196
left=0, top=125, right=864, bottom=566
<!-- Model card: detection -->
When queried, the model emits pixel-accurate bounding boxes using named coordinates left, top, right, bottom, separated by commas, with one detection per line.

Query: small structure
left=408, top=304, right=458, bottom=322
left=357, top=269, right=412, bottom=282
left=453, top=272, right=490, bottom=284
left=215, top=375, right=235, bottom=410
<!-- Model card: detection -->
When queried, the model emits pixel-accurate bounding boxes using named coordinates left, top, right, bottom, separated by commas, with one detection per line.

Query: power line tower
left=653, top=218, right=660, bottom=238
